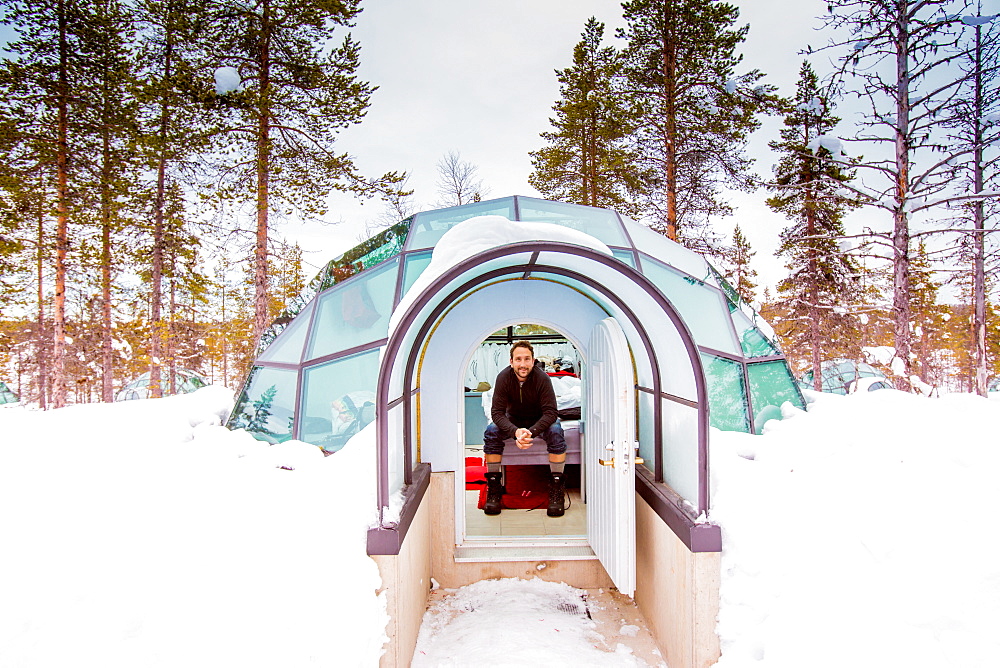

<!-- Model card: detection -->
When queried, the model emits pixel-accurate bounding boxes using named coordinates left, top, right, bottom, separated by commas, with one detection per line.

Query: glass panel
left=406, top=198, right=516, bottom=250
left=624, top=219, right=712, bottom=280
left=637, top=388, right=657, bottom=474
left=0, top=381, right=18, bottom=404
left=299, top=349, right=380, bottom=454
left=306, top=258, right=399, bottom=360
left=661, top=399, right=700, bottom=512
left=639, top=255, right=740, bottom=355
left=612, top=248, right=637, bottom=268
left=700, top=353, right=750, bottom=432
left=257, top=300, right=315, bottom=364
left=227, top=366, right=297, bottom=444
left=388, top=398, right=406, bottom=505
left=731, top=309, right=781, bottom=358
left=530, top=268, right=619, bottom=313
left=177, top=371, right=208, bottom=394
left=317, top=220, right=410, bottom=291
left=516, top=197, right=629, bottom=246
left=439, top=252, right=535, bottom=293
left=511, top=324, right=563, bottom=337
left=811, top=360, right=886, bottom=394
left=707, top=264, right=741, bottom=308
left=533, top=269, right=697, bottom=401
left=747, top=360, right=807, bottom=434
left=401, top=251, right=433, bottom=299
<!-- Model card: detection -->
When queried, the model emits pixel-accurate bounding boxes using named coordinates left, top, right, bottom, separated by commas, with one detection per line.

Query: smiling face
left=510, top=344, right=534, bottom=382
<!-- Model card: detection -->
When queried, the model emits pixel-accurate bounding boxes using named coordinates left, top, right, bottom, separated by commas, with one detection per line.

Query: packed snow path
left=411, top=579, right=665, bottom=667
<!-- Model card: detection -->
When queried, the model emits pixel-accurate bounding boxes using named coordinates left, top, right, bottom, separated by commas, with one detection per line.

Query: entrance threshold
left=455, top=538, right=595, bottom=562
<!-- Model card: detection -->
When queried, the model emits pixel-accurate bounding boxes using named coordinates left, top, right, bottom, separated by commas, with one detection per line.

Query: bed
left=482, top=374, right=583, bottom=466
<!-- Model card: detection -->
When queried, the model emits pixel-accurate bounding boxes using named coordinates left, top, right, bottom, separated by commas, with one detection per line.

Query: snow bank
left=0, top=387, right=388, bottom=667
left=710, top=389, right=1000, bottom=667
left=2, top=382, right=999, bottom=666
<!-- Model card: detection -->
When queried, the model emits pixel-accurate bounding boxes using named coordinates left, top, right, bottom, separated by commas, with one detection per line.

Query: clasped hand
left=514, top=428, right=533, bottom=449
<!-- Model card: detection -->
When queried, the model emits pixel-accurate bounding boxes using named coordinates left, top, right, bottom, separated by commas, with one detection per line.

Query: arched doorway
left=459, top=323, right=587, bottom=542
left=407, top=270, right=647, bottom=594
left=372, top=240, right=712, bottom=561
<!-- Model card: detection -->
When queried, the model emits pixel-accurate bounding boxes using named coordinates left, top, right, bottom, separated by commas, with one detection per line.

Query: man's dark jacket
left=490, top=363, right=558, bottom=439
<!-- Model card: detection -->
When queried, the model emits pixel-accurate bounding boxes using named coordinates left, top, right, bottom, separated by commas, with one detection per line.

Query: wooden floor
left=463, top=445, right=588, bottom=538
left=464, top=488, right=587, bottom=537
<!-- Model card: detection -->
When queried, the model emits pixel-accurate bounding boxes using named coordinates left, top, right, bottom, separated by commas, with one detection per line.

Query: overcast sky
left=289, top=0, right=831, bottom=293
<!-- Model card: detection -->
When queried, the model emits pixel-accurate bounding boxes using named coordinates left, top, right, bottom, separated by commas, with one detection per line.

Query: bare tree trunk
left=252, top=0, right=273, bottom=347
left=221, top=279, right=228, bottom=387
left=169, top=268, right=177, bottom=394
left=100, top=128, right=114, bottom=402
left=661, top=1, right=679, bottom=241
left=972, top=22, right=988, bottom=397
left=803, top=115, right=823, bottom=391
left=891, top=1, right=913, bottom=391
left=52, top=0, right=70, bottom=409
left=36, top=180, right=47, bottom=409
left=150, top=19, right=174, bottom=400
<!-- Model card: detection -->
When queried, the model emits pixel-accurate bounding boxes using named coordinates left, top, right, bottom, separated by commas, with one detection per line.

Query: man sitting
left=482, top=340, right=567, bottom=517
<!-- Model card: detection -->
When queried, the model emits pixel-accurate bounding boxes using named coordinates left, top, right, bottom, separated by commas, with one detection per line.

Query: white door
left=585, top=317, right=637, bottom=597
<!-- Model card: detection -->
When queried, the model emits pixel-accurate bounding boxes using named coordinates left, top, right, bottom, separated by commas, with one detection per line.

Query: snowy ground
left=1, top=386, right=998, bottom=666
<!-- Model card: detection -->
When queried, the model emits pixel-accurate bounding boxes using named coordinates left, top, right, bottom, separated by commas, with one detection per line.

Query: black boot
left=547, top=472, right=565, bottom=517
left=483, top=471, right=503, bottom=515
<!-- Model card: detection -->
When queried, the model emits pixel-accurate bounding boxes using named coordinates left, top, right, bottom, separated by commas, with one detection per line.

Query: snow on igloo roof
left=229, top=196, right=804, bottom=449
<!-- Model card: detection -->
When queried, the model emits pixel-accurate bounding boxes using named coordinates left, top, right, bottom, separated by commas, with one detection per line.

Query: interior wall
left=416, top=279, right=607, bottom=473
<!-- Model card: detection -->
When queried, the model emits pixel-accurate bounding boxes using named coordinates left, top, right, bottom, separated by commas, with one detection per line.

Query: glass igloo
left=227, top=196, right=805, bottom=533
left=0, top=381, right=18, bottom=405
left=798, top=359, right=889, bottom=395
left=114, top=369, right=209, bottom=401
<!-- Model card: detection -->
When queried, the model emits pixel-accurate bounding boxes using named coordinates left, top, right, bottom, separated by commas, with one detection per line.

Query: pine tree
left=0, top=0, right=94, bottom=408
left=211, top=0, right=406, bottom=347
left=766, top=61, right=860, bottom=391
left=0, top=120, right=30, bottom=312
left=74, top=0, right=139, bottom=402
left=529, top=17, right=642, bottom=216
left=617, top=0, right=775, bottom=253
left=723, top=224, right=757, bottom=304
left=909, top=240, right=948, bottom=389
left=135, top=0, right=217, bottom=398
left=0, top=115, right=25, bottom=296
left=160, top=182, right=209, bottom=393
left=268, top=240, right=305, bottom=322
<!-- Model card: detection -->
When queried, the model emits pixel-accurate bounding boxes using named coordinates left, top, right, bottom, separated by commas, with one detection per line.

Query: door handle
left=600, top=442, right=615, bottom=467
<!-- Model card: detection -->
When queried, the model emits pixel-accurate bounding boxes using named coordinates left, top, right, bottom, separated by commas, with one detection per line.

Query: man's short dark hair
left=510, top=340, right=534, bottom=359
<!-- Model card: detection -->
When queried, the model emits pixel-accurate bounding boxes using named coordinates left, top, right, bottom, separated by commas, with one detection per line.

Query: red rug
left=476, top=465, right=551, bottom=510
left=465, top=456, right=486, bottom=490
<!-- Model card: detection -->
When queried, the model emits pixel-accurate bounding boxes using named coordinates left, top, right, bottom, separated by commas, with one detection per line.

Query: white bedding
left=481, top=375, right=581, bottom=421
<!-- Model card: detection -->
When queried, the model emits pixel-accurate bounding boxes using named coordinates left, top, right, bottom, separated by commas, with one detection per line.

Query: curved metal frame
left=373, top=242, right=711, bottom=529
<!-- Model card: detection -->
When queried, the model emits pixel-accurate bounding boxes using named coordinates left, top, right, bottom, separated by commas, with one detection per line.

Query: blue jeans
left=483, top=419, right=566, bottom=456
